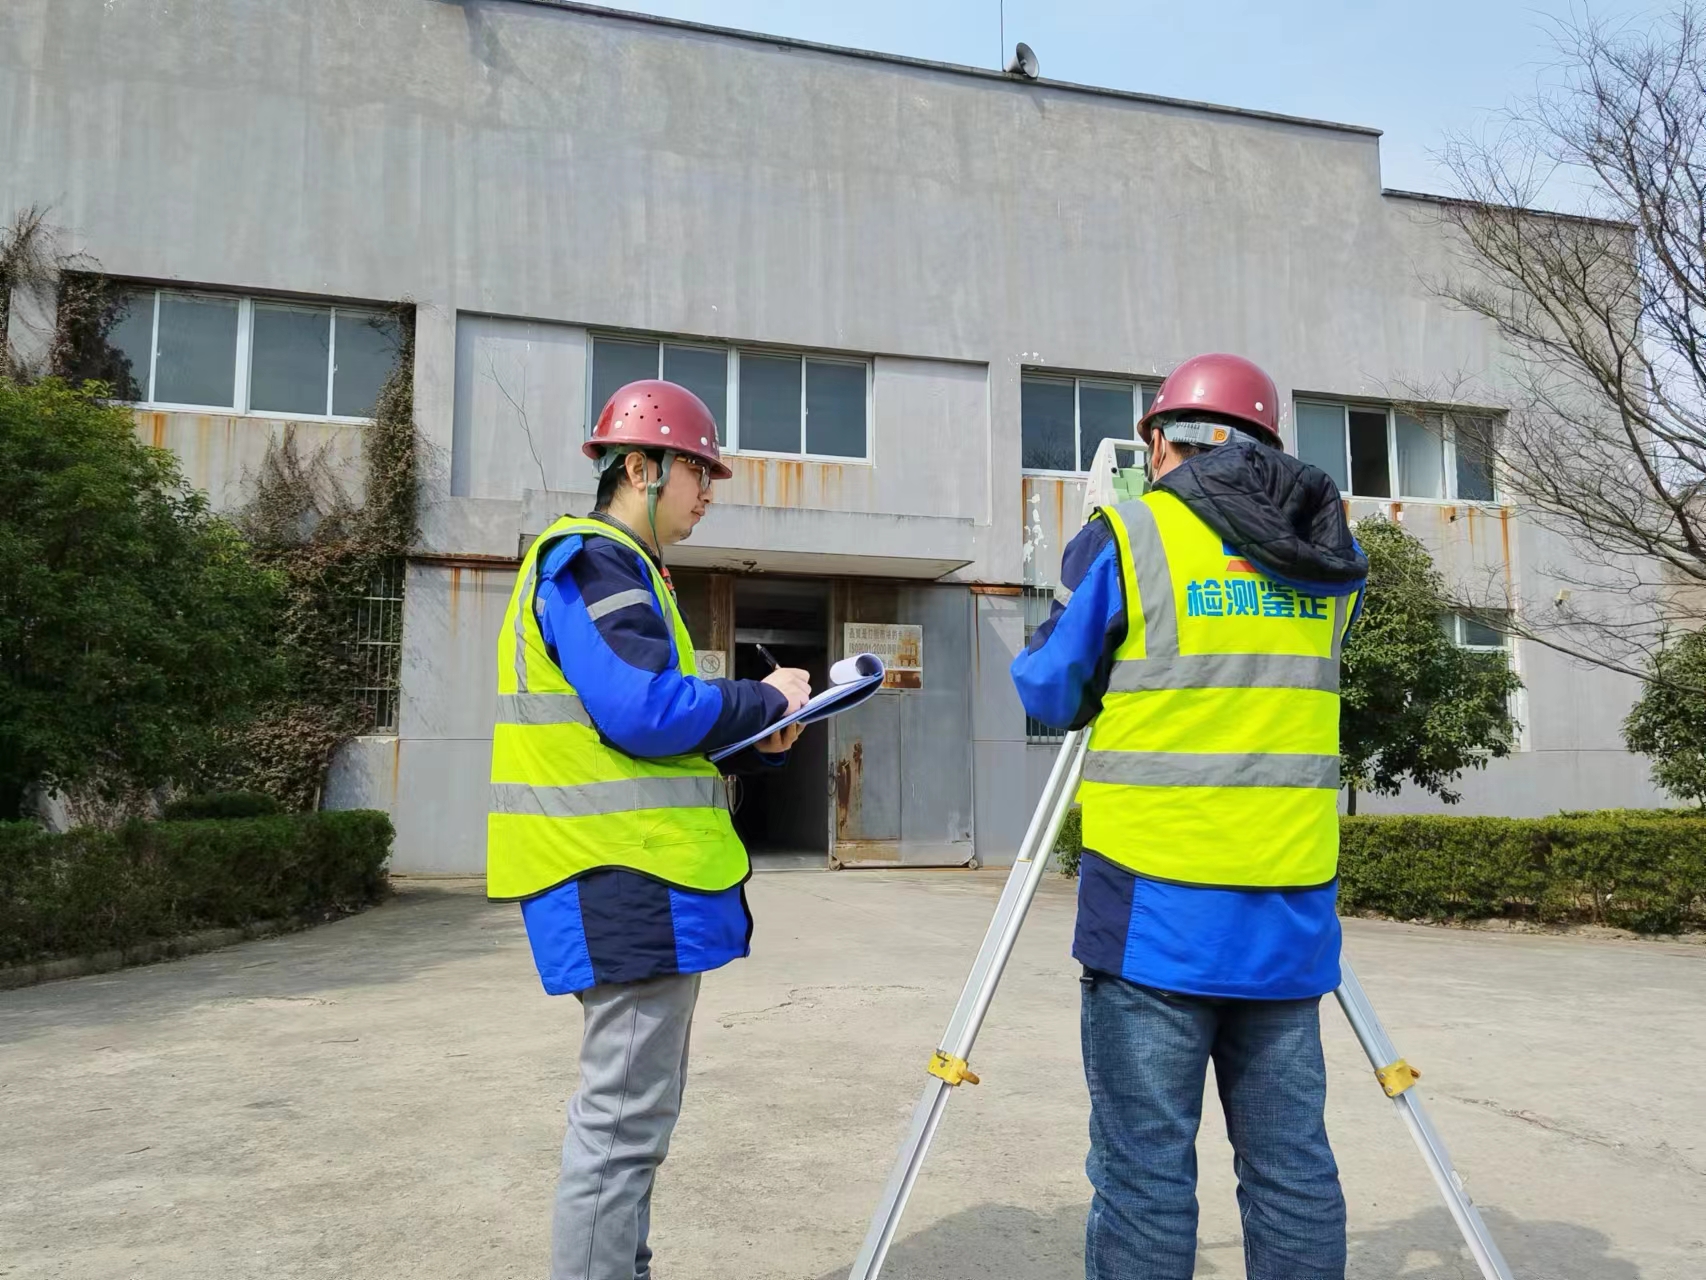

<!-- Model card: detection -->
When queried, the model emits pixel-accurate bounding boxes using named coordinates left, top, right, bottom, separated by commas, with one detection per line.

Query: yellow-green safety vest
left=1079, top=490, right=1359, bottom=890
left=486, top=516, right=748, bottom=902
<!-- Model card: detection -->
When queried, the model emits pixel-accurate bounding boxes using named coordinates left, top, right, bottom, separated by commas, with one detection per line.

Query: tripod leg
left=1335, top=958, right=1516, bottom=1280
left=846, top=730, right=1087, bottom=1279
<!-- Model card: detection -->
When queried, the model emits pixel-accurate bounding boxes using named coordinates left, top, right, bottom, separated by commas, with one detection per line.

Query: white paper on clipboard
left=709, top=653, right=886, bottom=762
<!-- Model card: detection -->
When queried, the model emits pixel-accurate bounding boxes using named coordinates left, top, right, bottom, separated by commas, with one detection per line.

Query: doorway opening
left=730, top=577, right=830, bottom=867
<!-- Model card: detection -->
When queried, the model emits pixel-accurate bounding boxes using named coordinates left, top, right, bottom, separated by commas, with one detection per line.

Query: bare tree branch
left=1427, top=6, right=1706, bottom=692
left=482, top=352, right=549, bottom=494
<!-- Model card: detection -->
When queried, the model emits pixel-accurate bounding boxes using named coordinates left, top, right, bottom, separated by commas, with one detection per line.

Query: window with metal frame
left=1021, top=587, right=1067, bottom=743
left=102, top=287, right=402, bottom=420
left=1021, top=374, right=1157, bottom=473
left=1296, top=399, right=1499, bottom=502
left=1442, top=610, right=1526, bottom=751
left=1442, top=611, right=1510, bottom=651
left=352, top=557, right=406, bottom=735
left=586, top=333, right=872, bottom=461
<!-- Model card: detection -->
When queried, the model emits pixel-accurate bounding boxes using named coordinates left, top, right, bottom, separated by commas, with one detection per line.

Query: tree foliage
left=1623, top=629, right=1706, bottom=804
left=0, top=378, right=282, bottom=819
left=1340, top=519, right=1523, bottom=809
left=2, top=207, right=420, bottom=818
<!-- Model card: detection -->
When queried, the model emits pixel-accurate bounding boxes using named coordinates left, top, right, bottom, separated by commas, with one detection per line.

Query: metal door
left=831, top=583, right=975, bottom=867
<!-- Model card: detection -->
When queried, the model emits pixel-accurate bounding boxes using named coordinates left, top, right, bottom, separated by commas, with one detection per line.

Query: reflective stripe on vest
left=1083, top=750, right=1342, bottom=791
left=490, top=776, right=731, bottom=819
left=1079, top=491, right=1357, bottom=890
left=485, top=516, right=748, bottom=902
left=494, top=693, right=592, bottom=727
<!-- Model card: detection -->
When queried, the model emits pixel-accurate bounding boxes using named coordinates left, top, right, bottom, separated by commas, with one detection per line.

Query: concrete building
left=1, top=0, right=1665, bottom=872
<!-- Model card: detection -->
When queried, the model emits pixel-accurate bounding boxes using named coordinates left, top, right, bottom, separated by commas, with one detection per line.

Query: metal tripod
left=847, top=438, right=1515, bottom=1280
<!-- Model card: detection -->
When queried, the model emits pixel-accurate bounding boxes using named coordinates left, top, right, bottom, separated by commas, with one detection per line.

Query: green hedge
left=1558, top=806, right=1705, bottom=820
left=1050, top=810, right=1706, bottom=933
left=0, top=810, right=393, bottom=966
left=1340, top=814, right=1706, bottom=932
left=1052, top=807, right=1083, bottom=879
left=161, top=790, right=284, bottom=821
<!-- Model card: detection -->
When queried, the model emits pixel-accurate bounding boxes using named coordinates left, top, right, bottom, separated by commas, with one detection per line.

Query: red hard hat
left=584, top=379, right=733, bottom=480
left=1140, top=353, right=1283, bottom=450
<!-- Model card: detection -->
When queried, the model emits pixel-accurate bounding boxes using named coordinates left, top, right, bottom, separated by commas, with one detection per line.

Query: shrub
left=1340, top=813, right=1705, bottom=931
left=1052, top=806, right=1082, bottom=879
left=1622, top=629, right=1706, bottom=805
left=0, top=376, right=282, bottom=820
left=1557, top=806, right=1705, bottom=820
left=0, top=810, right=392, bottom=965
left=1051, top=809, right=1706, bottom=933
left=161, top=790, right=284, bottom=821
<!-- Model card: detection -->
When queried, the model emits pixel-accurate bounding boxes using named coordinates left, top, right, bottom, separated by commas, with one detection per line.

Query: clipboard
left=709, top=653, right=886, bottom=762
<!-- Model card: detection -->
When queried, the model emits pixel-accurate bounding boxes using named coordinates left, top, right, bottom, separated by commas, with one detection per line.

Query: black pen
left=755, top=643, right=780, bottom=671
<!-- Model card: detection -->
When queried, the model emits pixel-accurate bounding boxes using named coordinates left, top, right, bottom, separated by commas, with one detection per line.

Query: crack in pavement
left=1443, top=1094, right=1706, bottom=1180
left=716, top=984, right=927, bottom=1028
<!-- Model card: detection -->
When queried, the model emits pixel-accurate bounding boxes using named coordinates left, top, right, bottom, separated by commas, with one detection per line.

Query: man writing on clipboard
left=487, top=380, right=811, bottom=1280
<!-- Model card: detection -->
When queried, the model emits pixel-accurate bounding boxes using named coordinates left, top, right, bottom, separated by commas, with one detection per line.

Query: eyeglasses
left=675, top=457, right=715, bottom=495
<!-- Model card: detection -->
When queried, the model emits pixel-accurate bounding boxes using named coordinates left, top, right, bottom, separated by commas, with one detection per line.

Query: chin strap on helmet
left=646, top=450, right=676, bottom=556
left=598, top=446, right=678, bottom=561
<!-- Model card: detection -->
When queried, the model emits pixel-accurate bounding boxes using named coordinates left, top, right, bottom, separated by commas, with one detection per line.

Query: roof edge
left=1383, top=187, right=1631, bottom=230
left=495, top=0, right=1384, bottom=138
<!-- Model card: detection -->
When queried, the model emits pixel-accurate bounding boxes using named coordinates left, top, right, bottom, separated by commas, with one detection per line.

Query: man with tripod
left=1012, top=353, right=1367, bottom=1280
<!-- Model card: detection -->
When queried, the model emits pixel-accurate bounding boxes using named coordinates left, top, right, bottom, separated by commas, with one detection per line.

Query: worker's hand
left=762, top=667, right=811, bottom=716
left=756, top=721, right=804, bottom=756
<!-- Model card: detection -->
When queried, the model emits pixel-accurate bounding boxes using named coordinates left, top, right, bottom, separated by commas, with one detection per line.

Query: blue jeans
left=1080, top=970, right=1346, bottom=1280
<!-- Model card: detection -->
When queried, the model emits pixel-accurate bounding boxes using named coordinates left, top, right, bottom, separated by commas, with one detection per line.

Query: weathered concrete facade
left=0, top=0, right=1663, bottom=871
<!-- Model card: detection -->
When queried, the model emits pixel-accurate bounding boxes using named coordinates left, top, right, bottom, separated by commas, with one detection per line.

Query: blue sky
left=589, top=0, right=1667, bottom=201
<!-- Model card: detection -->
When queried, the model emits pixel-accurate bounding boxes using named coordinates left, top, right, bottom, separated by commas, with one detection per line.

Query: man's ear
left=624, top=451, right=649, bottom=489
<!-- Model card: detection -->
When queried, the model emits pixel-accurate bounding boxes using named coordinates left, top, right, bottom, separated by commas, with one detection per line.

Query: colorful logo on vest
left=1188, top=544, right=1329, bottom=620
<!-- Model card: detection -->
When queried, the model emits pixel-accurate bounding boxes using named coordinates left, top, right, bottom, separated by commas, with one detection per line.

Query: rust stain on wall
left=834, top=739, right=863, bottom=838
left=468, top=567, right=499, bottom=634
left=833, top=840, right=903, bottom=865
left=819, top=463, right=842, bottom=508
left=1498, top=507, right=1514, bottom=590
left=726, top=456, right=853, bottom=509
left=448, top=567, right=462, bottom=630
left=777, top=459, right=804, bottom=508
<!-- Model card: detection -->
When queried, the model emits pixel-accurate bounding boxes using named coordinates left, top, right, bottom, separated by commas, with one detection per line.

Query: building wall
left=4, top=0, right=1498, bottom=584
left=130, top=410, right=367, bottom=512
left=0, top=0, right=1669, bottom=866
left=323, top=561, right=519, bottom=875
left=448, top=312, right=990, bottom=525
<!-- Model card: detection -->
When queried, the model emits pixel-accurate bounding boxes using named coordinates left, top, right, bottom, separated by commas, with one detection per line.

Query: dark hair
left=592, top=449, right=663, bottom=512
left=593, top=461, right=625, bottom=512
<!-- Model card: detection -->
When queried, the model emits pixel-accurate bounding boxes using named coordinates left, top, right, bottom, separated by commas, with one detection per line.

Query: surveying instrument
left=848, top=438, right=1515, bottom=1280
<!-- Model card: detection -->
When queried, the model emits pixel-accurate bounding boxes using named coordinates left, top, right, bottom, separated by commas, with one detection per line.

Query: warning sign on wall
left=844, top=623, right=923, bottom=690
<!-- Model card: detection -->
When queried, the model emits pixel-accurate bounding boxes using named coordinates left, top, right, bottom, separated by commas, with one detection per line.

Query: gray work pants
left=551, top=973, right=701, bottom=1280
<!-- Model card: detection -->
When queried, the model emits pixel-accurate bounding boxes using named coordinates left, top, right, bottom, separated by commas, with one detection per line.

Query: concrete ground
left=1, top=871, right=1703, bottom=1280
